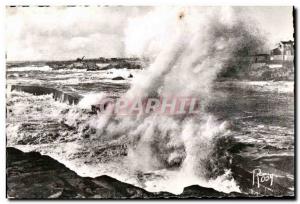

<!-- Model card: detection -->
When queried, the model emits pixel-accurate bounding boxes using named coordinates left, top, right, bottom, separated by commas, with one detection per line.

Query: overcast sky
left=6, top=6, right=293, bottom=61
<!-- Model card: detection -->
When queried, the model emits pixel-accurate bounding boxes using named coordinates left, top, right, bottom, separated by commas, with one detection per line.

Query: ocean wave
left=6, top=89, right=242, bottom=194
left=7, top=65, right=52, bottom=72
left=217, top=81, right=294, bottom=93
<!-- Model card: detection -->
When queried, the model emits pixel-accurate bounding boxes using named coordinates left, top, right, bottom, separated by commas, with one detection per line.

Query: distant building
left=270, top=40, right=294, bottom=61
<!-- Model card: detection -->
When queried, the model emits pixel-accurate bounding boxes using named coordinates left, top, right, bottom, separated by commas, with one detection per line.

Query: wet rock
left=6, top=147, right=154, bottom=199
left=6, top=147, right=239, bottom=199
left=45, top=58, right=143, bottom=71
left=100, top=61, right=142, bottom=71
left=85, top=62, right=100, bottom=71
left=112, top=76, right=125, bottom=80
left=10, top=85, right=82, bottom=105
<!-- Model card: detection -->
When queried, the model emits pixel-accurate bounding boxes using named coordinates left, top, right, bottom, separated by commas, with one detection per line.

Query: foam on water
left=60, top=7, right=266, bottom=194
left=6, top=78, right=294, bottom=195
left=78, top=92, right=106, bottom=109
left=7, top=7, right=294, bottom=195
left=7, top=65, right=52, bottom=72
left=220, top=81, right=294, bottom=93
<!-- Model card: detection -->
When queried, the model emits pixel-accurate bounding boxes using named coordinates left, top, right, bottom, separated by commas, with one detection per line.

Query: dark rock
left=6, top=147, right=242, bottom=199
left=6, top=147, right=152, bottom=199
left=100, top=61, right=142, bottom=71
left=10, top=85, right=82, bottom=105
left=45, top=58, right=143, bottom=71
left=180, top=185, right=227, bottom=198
left=112, top=76, right=125, bottom=80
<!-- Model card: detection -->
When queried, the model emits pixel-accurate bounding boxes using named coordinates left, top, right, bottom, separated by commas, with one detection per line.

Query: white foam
left=7, top=65, right=52, bottom=72
left=78, top=92, right=106, bottom=109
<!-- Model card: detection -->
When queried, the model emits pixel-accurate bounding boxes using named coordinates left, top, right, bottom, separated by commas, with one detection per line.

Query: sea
left=6, top=64, right=294, bottom=196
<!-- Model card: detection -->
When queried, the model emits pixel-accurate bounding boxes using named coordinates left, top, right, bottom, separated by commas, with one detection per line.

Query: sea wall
left=10, top=85, right=82, bottom=105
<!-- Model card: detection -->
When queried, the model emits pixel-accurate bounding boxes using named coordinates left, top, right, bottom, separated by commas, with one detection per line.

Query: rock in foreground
left=6, top=147, right=240, bottom=199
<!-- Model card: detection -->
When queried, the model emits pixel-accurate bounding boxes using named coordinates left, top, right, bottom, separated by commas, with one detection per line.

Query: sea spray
left=6, top=6, right=266, bottom=195
left=80, top=7, right=265, bottom=194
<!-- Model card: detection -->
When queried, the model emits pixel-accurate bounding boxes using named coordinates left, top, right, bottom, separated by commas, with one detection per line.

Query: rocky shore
left=46, top=58, right=143, bottom=71
left=7, top=147, right=241, bottom=199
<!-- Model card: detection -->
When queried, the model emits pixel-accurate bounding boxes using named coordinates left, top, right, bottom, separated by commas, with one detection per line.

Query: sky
left=6, top=6, right=293, bottom=61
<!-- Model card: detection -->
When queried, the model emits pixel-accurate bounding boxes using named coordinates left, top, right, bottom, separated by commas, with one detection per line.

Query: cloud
left=6, top=6, right=151, bottom=61
left=6, top=6, right=293, bottom=61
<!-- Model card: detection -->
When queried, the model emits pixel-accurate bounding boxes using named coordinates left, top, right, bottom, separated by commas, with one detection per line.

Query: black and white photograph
left=5, top=5, right=295, bottom=199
